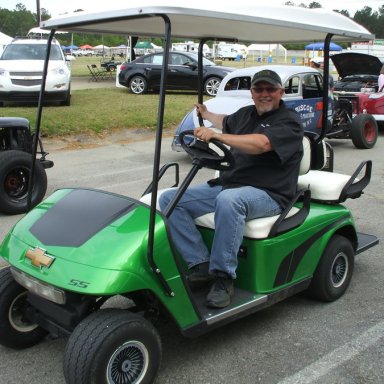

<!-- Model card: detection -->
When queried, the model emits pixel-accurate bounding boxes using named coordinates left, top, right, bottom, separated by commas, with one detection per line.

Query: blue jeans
left=159, top=183, right=281, bottom=279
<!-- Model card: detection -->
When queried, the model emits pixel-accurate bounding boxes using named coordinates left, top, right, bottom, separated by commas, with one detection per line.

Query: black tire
left=0, top=150, right=47, bottom=215
left=350, top=114, right=378, bottom=149
left=60, top=86, right=71, bottom=106
left=204, top=76, right=221, bottom=96
left=0, top=267, right=47, bottom=349
left=307, top=235, right=354, bottom=302
left=129, top=75, right=148, bottom=94
left=63, top=309, right=162, bottom=384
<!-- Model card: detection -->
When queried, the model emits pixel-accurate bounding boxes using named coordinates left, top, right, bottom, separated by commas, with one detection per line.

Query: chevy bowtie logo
left=25, top=247, right=55, bottom=268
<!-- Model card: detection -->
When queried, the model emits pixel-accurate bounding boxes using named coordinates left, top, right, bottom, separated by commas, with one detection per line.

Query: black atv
left=0, top=117, right=53, bottom=215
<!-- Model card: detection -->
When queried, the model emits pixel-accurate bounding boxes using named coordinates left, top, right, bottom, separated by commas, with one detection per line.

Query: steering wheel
left=179, top=130, right=235, bottom=171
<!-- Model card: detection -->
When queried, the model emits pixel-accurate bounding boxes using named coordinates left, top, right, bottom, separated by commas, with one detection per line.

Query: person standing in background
left=378, top=65, right=384, bottom=92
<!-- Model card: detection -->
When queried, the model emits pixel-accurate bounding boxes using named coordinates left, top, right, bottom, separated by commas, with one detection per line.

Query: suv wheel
left=60, top=87, right=71, bottom=106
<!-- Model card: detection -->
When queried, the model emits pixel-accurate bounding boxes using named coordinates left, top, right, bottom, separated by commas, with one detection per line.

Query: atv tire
left=350, top=114, right=378, bottom=149
left=63, top=309, right=162, bottom=384
left=0, top=150, right=47, bottom=215
left=0, top=267, right=47, bottom=349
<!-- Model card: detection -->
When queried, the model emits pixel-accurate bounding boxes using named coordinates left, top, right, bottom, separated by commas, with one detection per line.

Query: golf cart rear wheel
left=0, top=267, right=47, bottom=349
left=0, top=150, right=47, bottom=215
left=63, top=309, right=162, bottom=384
left=307, top=235, right=354, bottom=302
left=350, top=114, right=378, bottom=149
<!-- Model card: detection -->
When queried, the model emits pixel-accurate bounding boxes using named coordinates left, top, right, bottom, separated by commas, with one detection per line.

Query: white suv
left=0, top=38, right=71, bottom=106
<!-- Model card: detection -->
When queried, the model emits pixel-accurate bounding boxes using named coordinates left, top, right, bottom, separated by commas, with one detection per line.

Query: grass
left=1, top=89, right=202, bottom=137
left=0, top=56, right=314, bottom=138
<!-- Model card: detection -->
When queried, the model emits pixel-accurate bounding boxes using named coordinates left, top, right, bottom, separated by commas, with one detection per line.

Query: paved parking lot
left=0, top=132, right=383, bottom=384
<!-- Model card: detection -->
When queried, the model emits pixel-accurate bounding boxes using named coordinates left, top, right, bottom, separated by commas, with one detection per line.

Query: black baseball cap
left=251, top=70, right=282, bottom=87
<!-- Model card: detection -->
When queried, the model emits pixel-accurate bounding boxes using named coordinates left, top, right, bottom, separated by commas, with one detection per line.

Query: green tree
left=308, top=2, right=322, bottom=9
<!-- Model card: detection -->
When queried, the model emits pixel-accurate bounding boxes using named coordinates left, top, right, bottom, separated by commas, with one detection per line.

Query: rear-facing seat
left=297, top=137, right=372, bottom=203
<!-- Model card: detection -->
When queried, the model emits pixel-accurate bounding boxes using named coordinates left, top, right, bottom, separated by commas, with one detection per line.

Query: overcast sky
left=0, top=0, right=383, bottom=17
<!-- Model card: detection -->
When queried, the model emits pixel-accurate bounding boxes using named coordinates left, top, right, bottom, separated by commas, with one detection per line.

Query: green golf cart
left=0, top=4, right=379, bottom=384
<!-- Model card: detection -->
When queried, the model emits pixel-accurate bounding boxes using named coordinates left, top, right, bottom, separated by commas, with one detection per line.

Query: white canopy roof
left=41, top=3, right=374, bottom=43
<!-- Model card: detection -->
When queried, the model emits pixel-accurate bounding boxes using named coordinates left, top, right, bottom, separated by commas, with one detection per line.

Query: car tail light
left=315, top=101, right=323, bottom=129
left=120, top=64, right=129, bottom=71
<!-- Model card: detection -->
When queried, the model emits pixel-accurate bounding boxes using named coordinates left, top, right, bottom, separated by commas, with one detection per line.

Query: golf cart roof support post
left=318, top=33, right=333, bottom=143
left=197, top=38, right=210, bottom=126
left=147, top=14, right=175, bottom=297
left=27, top=29, right=55, bottom=212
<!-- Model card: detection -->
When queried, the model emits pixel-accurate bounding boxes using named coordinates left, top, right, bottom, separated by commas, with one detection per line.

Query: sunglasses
left=251, top=86, right=281, bottom=94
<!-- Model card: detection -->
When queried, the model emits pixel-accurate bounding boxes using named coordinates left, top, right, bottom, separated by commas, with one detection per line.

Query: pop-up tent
left=0, top=31, right=12, bottom=55
left=0, top=31, right=12, bottom=45
left=305, top=42, right=342, bottom=51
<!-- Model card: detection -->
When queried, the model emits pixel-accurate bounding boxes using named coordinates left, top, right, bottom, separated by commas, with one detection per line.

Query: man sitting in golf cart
left=160, top=69, right=304, bottom=308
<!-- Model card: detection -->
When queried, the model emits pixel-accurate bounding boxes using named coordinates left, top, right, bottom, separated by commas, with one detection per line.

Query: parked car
left=0, top=117, right=53, bottom=214
left=172, top=64, right=378, bottom=151
left=331, top=52, right=384, bottom=130
left=0, top=38, right=71, bottom=106
left=118, top=51, right=234, bottom=96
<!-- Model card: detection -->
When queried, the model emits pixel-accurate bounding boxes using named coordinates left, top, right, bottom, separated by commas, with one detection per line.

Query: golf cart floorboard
left=182, top=279, right=311, bottom=337
left=356, top=232, right=379, bottom=255
left=192, top=286, right=267, bottom=324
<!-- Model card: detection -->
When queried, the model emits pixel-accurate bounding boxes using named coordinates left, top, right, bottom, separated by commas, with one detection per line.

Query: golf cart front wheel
left=307, top=235, right=354, bottom=302
left=63, top=309, right=162, bottom=384
left=0, top=267, right=47, bottom=349
left=0, top=150, right=47, bottom=215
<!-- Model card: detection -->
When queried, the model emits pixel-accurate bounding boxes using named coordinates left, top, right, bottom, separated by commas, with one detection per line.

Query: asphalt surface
left=0, top=117, right=383, bottom=382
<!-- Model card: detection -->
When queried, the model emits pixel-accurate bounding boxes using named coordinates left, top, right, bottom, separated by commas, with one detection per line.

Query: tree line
left=1, top=2, right=384, bottom=49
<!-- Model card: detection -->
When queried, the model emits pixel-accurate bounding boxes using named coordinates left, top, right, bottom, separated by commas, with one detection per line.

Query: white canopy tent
left=0, top=31, right=13, bottom=55
left=247, top=43, right=287, bottom=63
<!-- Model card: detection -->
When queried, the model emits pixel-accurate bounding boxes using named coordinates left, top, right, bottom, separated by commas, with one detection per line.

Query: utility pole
left=36, top=0, right=41, bottom=26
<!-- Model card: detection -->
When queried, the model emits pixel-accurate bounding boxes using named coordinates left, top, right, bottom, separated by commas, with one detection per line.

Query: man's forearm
left=201, top=111, right=226, bottom=129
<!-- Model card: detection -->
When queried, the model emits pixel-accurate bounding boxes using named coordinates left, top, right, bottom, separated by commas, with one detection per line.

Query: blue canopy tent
left=305, top=42, right=342, bottom=51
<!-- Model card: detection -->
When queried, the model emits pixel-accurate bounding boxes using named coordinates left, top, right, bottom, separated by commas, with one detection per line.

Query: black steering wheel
left=179, top=130, right=235, bottom=171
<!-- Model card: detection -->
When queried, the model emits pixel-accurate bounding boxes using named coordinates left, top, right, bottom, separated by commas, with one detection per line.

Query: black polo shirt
left=220, top=102, right=304, bottom=209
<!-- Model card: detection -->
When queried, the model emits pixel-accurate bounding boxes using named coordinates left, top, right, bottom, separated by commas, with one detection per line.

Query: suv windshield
left=1, top=44, right=63, bottom=61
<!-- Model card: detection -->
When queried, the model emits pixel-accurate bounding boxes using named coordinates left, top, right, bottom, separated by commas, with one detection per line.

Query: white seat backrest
left=300, top=136, right=311, bottom=175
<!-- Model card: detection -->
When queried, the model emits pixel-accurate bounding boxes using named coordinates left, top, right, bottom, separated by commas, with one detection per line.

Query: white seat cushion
left=298, top=170, right=355, bottom=202
left=140, top=190, right=299, bottom=239
left=195, top=208, right=299, bottom=239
